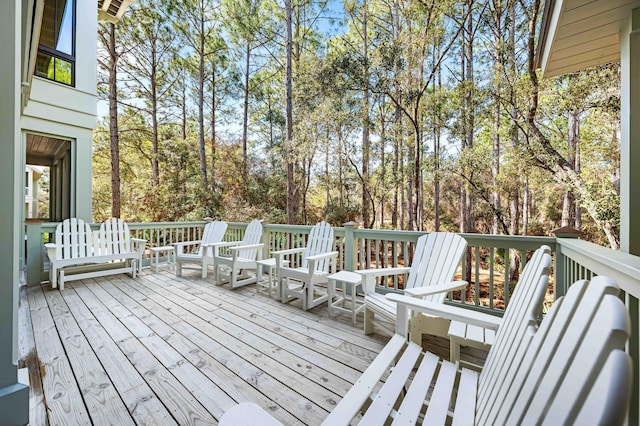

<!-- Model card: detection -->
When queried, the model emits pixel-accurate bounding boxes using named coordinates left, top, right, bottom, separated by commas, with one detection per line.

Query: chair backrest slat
left=236, top=219, right=263, bottom=259
left=198, top=221, right=228, bottom=255
left=302, top=221, right=334, bottom=271
left=479, top=276, right=631, bottom=425
left=476, top=246, right=552, bottom=418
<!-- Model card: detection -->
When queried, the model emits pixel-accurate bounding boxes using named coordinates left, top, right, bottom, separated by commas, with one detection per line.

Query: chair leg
left=50, top=267, right=57, bottom=289
left=59, top=270, right=65, bottom=290
left=231, top=267, right=239, bottom=288
left=201, top=258, right=209, bottom=279
left=450, top=337, right=461, bottom=363
left=364, top=307, right=375, bottom=334
left=176, top=261, right=182, bottom=277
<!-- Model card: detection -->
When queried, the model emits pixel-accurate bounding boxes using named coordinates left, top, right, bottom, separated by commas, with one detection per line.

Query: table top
left=327, top=270, right=362, bottom=282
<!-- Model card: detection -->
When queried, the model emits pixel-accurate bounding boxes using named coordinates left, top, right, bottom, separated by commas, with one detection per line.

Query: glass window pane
left=35, top=51, right=55, bottom=79
left=56, top=0, right=73, bottom=55
left=54, top=58, right=72, bottom=85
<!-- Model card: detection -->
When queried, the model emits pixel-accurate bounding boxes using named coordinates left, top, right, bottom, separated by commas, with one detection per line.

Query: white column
left=0, top=0, right=29, bottom=423
left=620, top=8, right=640, bottom=256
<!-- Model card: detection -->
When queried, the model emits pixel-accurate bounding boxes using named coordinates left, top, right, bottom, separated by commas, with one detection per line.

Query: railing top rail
left=352, top=228, right=555, bottom=248
left=557, top=238, right=640, bottom=299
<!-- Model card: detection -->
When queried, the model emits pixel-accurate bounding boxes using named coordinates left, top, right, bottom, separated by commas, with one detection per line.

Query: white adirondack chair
left=213, top=219, right=264, bottom=289
left=449, top=245, right=552, bottom=367
left=174, top=220, right=228, bottom=278
left=359, top=232, right=467, bottom=343
left=273, top=221, right=339, bottom=310
left=220, top=274, right=632, bottom=426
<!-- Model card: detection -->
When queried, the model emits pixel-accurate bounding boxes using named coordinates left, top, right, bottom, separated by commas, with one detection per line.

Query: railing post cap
left=343, top=221, right=359, bottom=228
left=204, top=217, right=213, bottom=222
left=551, top=226, right=582, bottom=238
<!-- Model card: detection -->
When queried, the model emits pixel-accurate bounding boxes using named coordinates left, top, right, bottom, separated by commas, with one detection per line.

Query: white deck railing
left=24, top=220, right=639, bottom=424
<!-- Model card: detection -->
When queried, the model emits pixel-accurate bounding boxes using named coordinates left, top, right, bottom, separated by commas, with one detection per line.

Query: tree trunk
left=242, top=40, right=251, bottom=177
left=210, top=63, right=216, bottom=177
left=491, top=0, right=502, bottom=234
left=379, top=101, right=386, bottom=228
left=151, top=46, right=159, bottom=186
left=108, top=23, right=121, bottom=218
left=361, top=0, right=371, bottom=228
left=562, top=107, right=579, bottom=226
left=198, top=15, right=208, bottom=188
left=434, top=41, right=441, bottom=232
left=285, top=0, right=295, bottom=224
left=182, top=70, right=187, bottom=140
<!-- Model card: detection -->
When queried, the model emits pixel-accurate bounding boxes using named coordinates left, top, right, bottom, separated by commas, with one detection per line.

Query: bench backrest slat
left=55, top=218, right=93, bottom=260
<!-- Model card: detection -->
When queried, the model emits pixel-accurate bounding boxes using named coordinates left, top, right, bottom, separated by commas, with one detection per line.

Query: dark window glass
left=37, top=0, right=75, bottom=86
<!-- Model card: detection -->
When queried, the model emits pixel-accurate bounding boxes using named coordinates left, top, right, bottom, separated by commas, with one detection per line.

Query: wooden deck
left=18, top=268, right=486, bottom=425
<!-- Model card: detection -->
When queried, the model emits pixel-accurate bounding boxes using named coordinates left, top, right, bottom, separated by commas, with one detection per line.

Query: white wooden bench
left=45, top=218, right=146, bottom=290
left=220, top=275, right=632, bottom=425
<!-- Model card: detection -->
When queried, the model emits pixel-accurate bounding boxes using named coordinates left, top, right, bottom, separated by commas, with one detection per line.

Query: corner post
left=343, top=222, right=358, bottom=272
left=621, top=11, right=640, bottom=425
left=0, top=0, right=29, bottom=423
left=25, top=221, right=43, bottom=286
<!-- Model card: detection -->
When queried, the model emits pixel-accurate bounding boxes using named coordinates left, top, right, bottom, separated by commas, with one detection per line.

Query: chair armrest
left=306, top=251, right=339, bottom=262
left=174, top=240, right=202, bottom=255
left=357, top=267, right=411, bottom=293
left=356, top=267, right=411, bottom=278
left=271, top=247, right=307, bottom=257
left=306, top=251, right=339, bottom=274
left=404, top=280, right=468, bottom=298
left=202, top=241, right=238, bottom=257
left=229, top=243, right=264, bottom=253
left=131, top=238, right=146, bottom=244
left=387, top=293, right=502, bottom=336
left=203, top=241, right=239, bottom=248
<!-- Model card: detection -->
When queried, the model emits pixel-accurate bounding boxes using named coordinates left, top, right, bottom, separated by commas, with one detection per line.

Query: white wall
left=21, top=0, right=97, bottom=222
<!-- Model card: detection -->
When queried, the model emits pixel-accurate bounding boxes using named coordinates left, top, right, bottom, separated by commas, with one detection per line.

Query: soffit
left=26, top=134, right=70, bottom=166
left=98, top=0, right=134, bottom=23
left=537, top=0, right=640, bottom=77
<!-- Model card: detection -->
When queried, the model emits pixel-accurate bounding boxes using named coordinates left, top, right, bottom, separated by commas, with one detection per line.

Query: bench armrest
left=404, top=280, right=468, bottom=298
left=387, top=293, right=502, bottom=336
left=45, top=243, right=58, bottom=261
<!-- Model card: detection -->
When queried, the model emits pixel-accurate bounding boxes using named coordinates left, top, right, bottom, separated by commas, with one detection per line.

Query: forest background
left=91, top=0, right=621, bottom=249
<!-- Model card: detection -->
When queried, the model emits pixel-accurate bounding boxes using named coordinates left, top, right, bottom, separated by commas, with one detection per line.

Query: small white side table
left=327, top=270, right=365, bottom=325
left=448, top=321, right=494, bottom=367
left=256, top=258, right=288, bottom=298
left=150, top=245, right=175, bottom=273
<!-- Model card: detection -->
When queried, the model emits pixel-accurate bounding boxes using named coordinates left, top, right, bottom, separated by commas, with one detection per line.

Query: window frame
left=36, top=0, right=76, bottom=86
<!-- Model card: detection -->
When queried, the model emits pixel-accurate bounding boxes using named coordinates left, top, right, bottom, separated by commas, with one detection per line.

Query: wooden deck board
left=57, top=287, right=176, bottom=425
left=19, top=269, right=486, bottom=425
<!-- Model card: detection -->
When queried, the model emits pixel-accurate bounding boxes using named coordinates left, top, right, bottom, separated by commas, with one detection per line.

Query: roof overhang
left=537, top=0, right=640, bottom=78
left=98, top=0, right=135, bottom=23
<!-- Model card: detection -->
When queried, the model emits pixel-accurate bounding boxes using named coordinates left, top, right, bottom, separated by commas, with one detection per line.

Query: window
left=35, top=0, right=75, bottom=86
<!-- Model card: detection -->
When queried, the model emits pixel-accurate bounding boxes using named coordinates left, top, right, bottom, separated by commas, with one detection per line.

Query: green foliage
left=92, top=0, right=622, bottom=246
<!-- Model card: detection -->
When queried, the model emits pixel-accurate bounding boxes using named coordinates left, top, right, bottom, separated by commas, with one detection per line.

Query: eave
left=98, top=0, right=134, bottom=24
left=536, top=0, right=640, bottom=78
